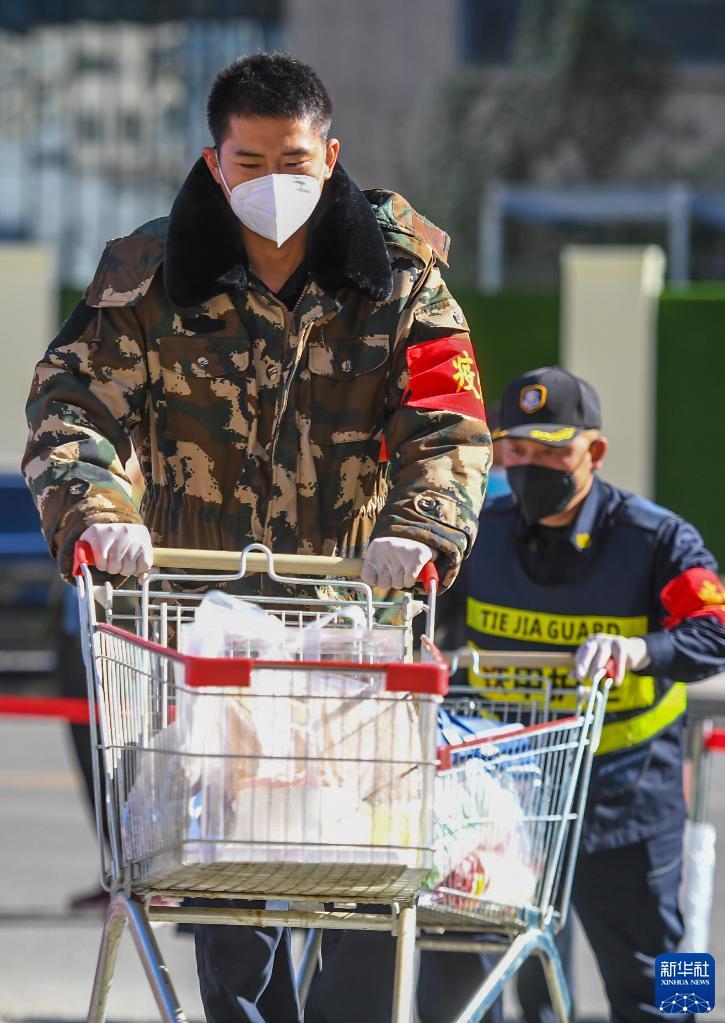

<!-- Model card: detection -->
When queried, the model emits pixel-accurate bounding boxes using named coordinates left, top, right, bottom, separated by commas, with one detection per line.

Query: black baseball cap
left=493, top=366, right=602, bottom=447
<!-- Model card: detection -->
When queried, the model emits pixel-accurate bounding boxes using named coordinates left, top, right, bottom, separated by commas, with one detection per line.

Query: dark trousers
left=193, top=911, right=503, bottom=1023
left=304, top=929, right=503, bottom=1023
left=417, top=944, right=504, bottom=1023
left=194, top=903, right=300, bottom=1023
left=517, top=828, right=691, bottom=1023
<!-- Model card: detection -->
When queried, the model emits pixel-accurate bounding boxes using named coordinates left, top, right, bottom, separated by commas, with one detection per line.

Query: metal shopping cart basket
left=417, top=649, right=610, bottom=1023
left=75, top=541, right=444, bottom=1023
left=75, top=541, right=608, bottom=1023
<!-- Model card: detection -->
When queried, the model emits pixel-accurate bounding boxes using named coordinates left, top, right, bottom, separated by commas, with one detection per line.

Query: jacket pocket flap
left=308, top=335, right=389, bottom=378
left=159, top=337, right=250, bottom=378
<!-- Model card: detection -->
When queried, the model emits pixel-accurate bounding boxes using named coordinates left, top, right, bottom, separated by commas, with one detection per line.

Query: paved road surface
left=0, top=718, right=723, bottom=1022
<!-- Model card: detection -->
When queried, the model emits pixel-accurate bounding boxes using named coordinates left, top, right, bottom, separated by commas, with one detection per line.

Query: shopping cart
left=75, top=542, right=608, bottom=1023
left=417, top=648, right=610, bottom=1023
left=75, top=541, right=444, bottom=1023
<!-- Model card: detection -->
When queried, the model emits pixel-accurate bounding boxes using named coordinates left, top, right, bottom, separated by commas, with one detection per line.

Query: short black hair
left=207, top=51, right=333, bottom=146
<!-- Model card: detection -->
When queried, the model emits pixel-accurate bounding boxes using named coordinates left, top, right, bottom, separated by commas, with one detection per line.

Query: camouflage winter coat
left=24, top=161, right=490, bottom=585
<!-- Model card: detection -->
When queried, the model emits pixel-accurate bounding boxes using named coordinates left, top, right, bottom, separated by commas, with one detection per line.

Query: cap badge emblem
left=520, top=384, right=547, bottom=414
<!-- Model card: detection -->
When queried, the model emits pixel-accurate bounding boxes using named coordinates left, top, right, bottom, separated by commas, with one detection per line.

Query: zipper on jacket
left=262, top=315, right=315, bottom=547
left=283, top=283, right=308, bottom=337
left=267, top=282, right=312, bottom=468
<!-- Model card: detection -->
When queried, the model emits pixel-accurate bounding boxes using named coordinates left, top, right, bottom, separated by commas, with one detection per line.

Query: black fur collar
left=163, top=159, right=393, bottom=308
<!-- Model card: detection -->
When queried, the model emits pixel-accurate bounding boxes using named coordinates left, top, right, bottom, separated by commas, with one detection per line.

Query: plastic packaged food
left=426, top=717, right=538, bottom=911
left=122, top=594, right=421, bottom=869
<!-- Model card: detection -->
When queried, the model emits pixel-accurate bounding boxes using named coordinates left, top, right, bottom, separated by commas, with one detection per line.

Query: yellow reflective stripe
left=467, top=658, right=657, bottom=712
left=467, top=598, right=648, bottom=647
left=595, top=683, right=688, bottom=756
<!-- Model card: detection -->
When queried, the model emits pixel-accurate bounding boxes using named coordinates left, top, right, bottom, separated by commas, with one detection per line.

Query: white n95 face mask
left=217, top=161, right=323, bottom=246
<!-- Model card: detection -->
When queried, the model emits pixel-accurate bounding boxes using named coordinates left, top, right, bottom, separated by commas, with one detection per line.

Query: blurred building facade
left=1, top=0, right=725, bottom=288
left=0, top=2, right=281, bottom=287
left=291, top=1, right=725, bottom=181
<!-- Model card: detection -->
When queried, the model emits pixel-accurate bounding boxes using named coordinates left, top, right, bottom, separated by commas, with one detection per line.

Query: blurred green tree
left=422, top=0, right=671, bottom=283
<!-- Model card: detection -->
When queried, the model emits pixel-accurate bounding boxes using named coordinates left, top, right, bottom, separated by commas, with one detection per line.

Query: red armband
left=404, top=336, right=487, bottom=421
left=661, top=567, right=725, bottom=629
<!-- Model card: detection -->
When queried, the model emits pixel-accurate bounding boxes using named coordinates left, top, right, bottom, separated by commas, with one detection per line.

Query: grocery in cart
left=74, top=542, right=608, bottom=1023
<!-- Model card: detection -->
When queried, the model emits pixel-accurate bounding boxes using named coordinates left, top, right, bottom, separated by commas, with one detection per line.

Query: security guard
left=437, top=366, right=725, bottom=1023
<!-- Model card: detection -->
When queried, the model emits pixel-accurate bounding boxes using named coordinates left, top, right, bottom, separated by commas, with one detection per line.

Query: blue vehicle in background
left=0, top=473, right=58, bottom=674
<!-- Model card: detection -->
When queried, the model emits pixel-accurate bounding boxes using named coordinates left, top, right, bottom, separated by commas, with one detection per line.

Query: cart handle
left=449, top=646, right=575, bottom=671
left=72, top=540, right=94, bottom=577
left=72, top=541, right=440, bottom=592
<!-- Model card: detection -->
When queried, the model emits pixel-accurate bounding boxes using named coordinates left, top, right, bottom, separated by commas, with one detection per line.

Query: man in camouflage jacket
left=24, top=115, right=488, bottom=594
left=23, top=52, right=490, bottom=1023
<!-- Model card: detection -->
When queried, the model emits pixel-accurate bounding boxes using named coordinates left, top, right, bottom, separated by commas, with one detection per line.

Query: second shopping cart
left=74, top=541, right=608, bottom=1023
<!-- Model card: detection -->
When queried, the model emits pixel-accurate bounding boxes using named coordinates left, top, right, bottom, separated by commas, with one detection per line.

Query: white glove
left=575, top=633, right=651, bottom=685
left=79, top=523, right=153, bottom=577
left=361, top=537, right=434, bottom=590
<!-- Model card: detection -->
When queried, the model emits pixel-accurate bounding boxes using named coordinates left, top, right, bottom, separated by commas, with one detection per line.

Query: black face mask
left=506, top=464, right=577, bottom=526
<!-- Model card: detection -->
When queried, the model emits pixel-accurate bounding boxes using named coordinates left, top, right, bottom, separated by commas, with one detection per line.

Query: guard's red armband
left=661, top=567, right=725, bottom=629
left=404, top=336, right=487, bottom=421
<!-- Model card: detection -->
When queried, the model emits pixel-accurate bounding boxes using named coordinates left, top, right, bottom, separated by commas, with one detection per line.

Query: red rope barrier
left=0, top=695, right=90, bottom=724
left=705, top=728, right=725, bottom=753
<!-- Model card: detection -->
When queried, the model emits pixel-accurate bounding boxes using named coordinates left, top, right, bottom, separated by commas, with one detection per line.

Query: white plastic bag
left=180, top=590, right=288, bottom=659
left=172, top=591, right=421, bottom=860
